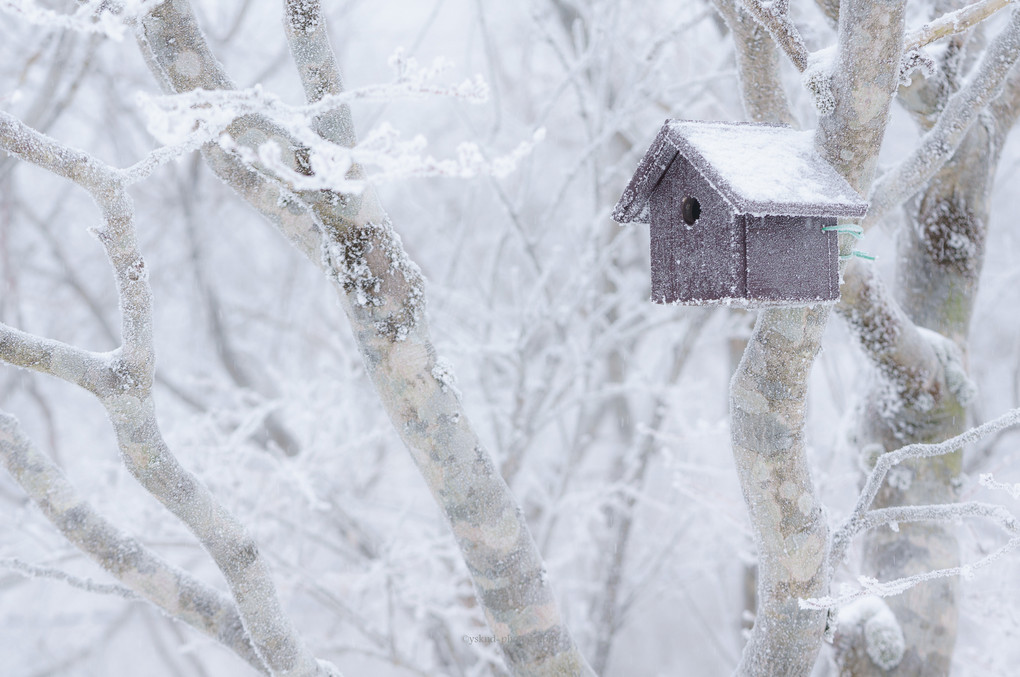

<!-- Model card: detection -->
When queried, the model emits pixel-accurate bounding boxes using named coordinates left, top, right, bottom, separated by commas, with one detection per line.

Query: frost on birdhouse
left=613, top=120, right=868, bottom=307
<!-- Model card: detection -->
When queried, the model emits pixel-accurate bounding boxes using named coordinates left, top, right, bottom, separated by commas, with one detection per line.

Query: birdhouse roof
left=613, top=120, right=869, bottom=223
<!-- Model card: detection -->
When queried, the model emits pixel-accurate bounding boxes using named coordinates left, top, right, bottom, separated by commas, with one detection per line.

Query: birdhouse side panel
left=649, top=156, right=744, bottom=304
left=744, top=215, right=839, bottom=304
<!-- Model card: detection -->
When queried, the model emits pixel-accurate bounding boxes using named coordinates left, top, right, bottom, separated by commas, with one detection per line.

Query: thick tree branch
left=725, top=2, right=908, bottom=674
left=836, top=264, right=943, bottom=411
left=0, top=411, right=267, bottom=674
left=730, top=307, right=832, bottom=676
left=867, top=8, right=1020, bottom=228
left=739, top=0, right=810, bottom=71
left=135, top=1, right=595, bottom=675
left=282, top=0, right=356, bottom=149
left=712, top=0, right=796, bottom=124
left=99, top=392, right=331, bottom=676
left=816, top=0, right=907, bottom=194
left=0, top=321, right=116, bottom=395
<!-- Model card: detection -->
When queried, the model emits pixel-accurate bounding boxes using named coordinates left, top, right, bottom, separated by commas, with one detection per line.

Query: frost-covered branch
left=990, top=51, right=1020, bottom=128
left=904, top=0, right=1016, bottom=52
left=138, top=77, right=534, bottom=195
left=135, top=1, right=595, bottom=675
left=805, top=533, right=1020, bottom=610
left=0, top=107, right=332, bottom=676
left=0, top=412, right=266, bottom=673
left=1, top=558, right=139, bottom=600
left=218, top=124, right=545, bottom=194
left=139, top=60, right=487, bottom=149
left=0, top=322, right=116, bottom=395
left=724, top=1, right=908, bottom=672
left=739, top=0, right=810, bottom=71
left=831, top=408, right=1020, bottom=566
left=0, top=109, right=152, bottom=379
left=282, top=0, right=355, bottom=151
left=867, top=7, right=1020, bottom=228
left=815, top=0, right=907, bottom=193
left=980, top=472, right=1020, bottom=498
left=0, top=0, right=163, bottom=41
left=101, top=394, right=332, bottom=676
left=843, top=501, right=1018, bottom=548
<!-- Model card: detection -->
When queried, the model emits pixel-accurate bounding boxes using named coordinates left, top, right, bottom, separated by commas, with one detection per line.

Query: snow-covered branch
left=0, top=109, right=152, bottom=378
left=980, top=472, right=1020, bottom=498
left=831, top=408, right=1020, bottom=565
left=805, top=531, right=1020, bottom=610
left=904, top=0, right=1016, bottom=52
left=740, top=0, right=810, bottom=71
left=867, top=7, right=1020, bottom=228
left=815, top=0, right=907, bottom=193
left=990, top=50, right=1020, bottom=128
left=0, top=411, right=267, bottom=673
left=138, top=59, right=487, bottom=150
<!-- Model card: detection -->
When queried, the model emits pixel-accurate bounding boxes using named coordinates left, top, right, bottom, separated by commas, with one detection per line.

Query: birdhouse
left=613, top=120, right=868, bottom=307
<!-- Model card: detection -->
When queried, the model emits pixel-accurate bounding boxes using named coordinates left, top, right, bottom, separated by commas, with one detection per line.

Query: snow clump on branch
left=837, top=596, right=906, bottom=670
left=917, top=327, right=978, bottom=405
left=803, top=47, right=836, bottom=116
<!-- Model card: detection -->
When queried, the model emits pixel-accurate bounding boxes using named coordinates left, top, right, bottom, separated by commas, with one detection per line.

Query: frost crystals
left=431, top=358, right=460, bottom=398
left=0, top=0, right=165, bottom=41
left=803, top=48, right=836, bottom=116
left=137, top=54, right=541, bottom=195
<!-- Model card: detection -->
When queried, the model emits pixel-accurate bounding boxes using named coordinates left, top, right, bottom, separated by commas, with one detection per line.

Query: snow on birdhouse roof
left=613, top=119, right=869, bottom=223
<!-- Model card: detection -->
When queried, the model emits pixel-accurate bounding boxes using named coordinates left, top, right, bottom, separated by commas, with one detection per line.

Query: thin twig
left=831, top=407, right=1020, bottom=566
left=0, top=557, right=139, bottom=599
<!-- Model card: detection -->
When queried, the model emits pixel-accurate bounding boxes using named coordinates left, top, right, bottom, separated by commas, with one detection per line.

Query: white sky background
left=1, top=0, right=1020, bottom=675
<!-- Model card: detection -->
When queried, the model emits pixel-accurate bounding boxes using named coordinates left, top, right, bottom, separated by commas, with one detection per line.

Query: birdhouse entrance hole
left=681, top=196, right=700, bottom=226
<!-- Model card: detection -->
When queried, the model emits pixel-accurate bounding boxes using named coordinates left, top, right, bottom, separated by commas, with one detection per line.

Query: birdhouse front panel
left=649, top=154, right=743, bottom=304
left=743, top=215, right=839, bottom=304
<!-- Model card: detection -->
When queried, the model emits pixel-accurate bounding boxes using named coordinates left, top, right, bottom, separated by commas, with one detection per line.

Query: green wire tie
left=839, top=250, right=876, bottom=261
left=822, top=224, right=864, bottom=239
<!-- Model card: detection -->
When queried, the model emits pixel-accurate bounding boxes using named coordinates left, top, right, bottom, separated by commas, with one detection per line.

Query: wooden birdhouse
left=613, top=120, right=868, bottom=307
